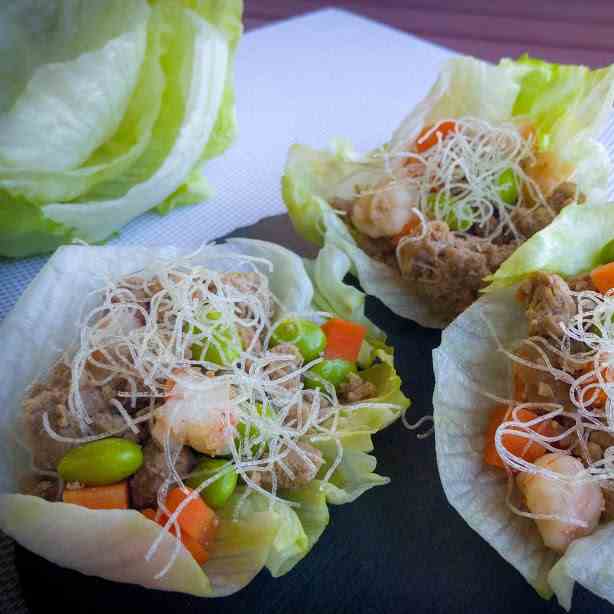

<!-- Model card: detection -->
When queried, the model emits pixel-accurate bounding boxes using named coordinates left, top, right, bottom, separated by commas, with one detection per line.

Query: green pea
left=191, top=310, right=242, bottom=366
left=600, top=239, right=614, bottom=264
left=270, top=318, right=327, bottom=362
left=304, top=358, right=357, bottom=391
left=497, top=169, right=518, bottom=204
left=57, top=438, right=143, bottom=486
left=186, top=458, right=238, bottom=509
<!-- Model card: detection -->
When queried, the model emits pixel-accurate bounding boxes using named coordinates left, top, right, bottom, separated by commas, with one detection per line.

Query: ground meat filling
left=258, top=441, right=324, bottom=490
left=513, top=273, right=596, bottom=397
left=265, top=343, right=304, bottom=392
left=20, top=269, right=381, bottom=504
left=23, top=363, right=144, bottom=471
left=395, top=221, right=518, bottom=321
left=519, top=272, right=578, bottom=340
left=339, top=372, right=377, bottom=403
left=340, top=180, right=582, bottom=323
left=130, top=441, right=196, bottom=509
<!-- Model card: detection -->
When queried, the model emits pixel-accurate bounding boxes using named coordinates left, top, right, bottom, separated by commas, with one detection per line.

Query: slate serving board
left=11, top=214, right=612, bottom=614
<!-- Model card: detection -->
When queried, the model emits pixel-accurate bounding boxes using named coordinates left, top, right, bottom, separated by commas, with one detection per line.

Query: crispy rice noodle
left=38, top=247, right=398, bottom=577
left=479, top=289, right=614, bottom=528
left=359, top=118, right=553, bottom=261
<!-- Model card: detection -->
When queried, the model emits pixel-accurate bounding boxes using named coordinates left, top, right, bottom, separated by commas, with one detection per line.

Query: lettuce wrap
left=283, top=55, right=614, bottom=328
left=0, top=0, right=242, bottom=257
left=434, top=202, right=614, bottom=609
left=0, top=239, right=409, bottom=596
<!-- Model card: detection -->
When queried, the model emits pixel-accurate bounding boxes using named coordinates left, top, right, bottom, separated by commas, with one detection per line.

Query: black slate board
left=14, top=215, right=612, bottom=614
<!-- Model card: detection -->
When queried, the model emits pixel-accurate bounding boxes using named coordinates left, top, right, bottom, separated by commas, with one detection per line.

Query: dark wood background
left=244, top=1, right=614, bottom=68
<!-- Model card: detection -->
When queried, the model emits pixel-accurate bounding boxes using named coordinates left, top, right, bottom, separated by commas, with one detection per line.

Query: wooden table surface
left=244, top=0, right=614, bottom=68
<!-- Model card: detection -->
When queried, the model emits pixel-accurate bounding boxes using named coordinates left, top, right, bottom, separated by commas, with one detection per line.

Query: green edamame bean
left=186, top=458, right=238, bottom=509
left=191, top=310, right=242, bottom=366
left=304, top=358, right=357, bottom=391
left=600, top=239, right=614, bottom=265
left=57, top=438, right=143, bottom=486
left=270, top=318, right=327, bottom=362
left=497, top=169, right=518, bottom=205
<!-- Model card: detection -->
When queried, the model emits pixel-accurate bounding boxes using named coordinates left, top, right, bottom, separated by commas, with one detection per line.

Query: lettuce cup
left=434, top=203, right=614, bottom=608
left=0, top=239, right=409, bottom=596
left=283, top=55, right=614, bottom=328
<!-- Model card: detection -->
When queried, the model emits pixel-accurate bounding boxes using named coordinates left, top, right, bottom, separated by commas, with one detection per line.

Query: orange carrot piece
left=321, top=318, right=367, bottom=362
left=141, top=508, right=158, bottom=522
left=142, top=507, right=209, bottom=566
left=415, top=120, right=457, bottom=153
left=63, top=481, right=129, bottom=510
left=165, top=487, right=218, bottom=545
left=483, top=406, right=556, bottom=470
left=579, top=362, right=612, bottom=408
left=168, top=526, right=209, bottom=566
left=591, top=262, right=614, bottom=294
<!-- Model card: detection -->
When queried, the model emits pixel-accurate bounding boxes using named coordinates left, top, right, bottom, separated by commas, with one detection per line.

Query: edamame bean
left=186, top=458, right=238, bottom=509
left=270, top=318, right=327, bottom=362
left=304, top=358, right=357, bottom=391
left=57, top=438, right=143, bottom=486
left=497, top=169, right=518, bottom=204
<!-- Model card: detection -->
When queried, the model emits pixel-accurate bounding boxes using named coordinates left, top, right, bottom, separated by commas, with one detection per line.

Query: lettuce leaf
left=0, top=0, right=149, bottom=173
left=505, top=55, right=614, bottom=153
left=437, top=199, right=614, bottom=606
left=487, top=202, right=614, bottom=290
left=0, top=241, right=407, bottom=595
left=227, top=483, right=329, bottom=578
left=0, top=495, right=213, bottom=596
left=283, top=55, right=614, bottom=328
left=0, top=2, right=164, bottom=204
left=433, top=280, right=614, bottom=608
left=303, top=242, right=385, bottom=339
left=0, top=0, right=242, bottom=258
left=433, top=287, right=559, bottom=599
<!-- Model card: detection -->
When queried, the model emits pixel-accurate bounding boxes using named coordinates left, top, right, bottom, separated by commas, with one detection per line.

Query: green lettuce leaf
left=0, top=495, right=213, bottom=596
left=303, top=242, right=385, bottom=340
left=227, top=483, right=329, bottom=578
left=226, top=238, right=314, bottom=313
left=487, top=202, right=614, bottom=290
left=505, top=55, right=614, bottom=152
left=433, top=287, right=559, bottom=599
left=0, top=2, right=164, bottom=205
left=283, top=55, right=614, bottom=328
left=0, top=0, right=242, bottom=258
left=434, top=278, right=614, bottom=608
left=0, top=0, right=149, bottom=173
left=0, top=241, right=407, bottom=594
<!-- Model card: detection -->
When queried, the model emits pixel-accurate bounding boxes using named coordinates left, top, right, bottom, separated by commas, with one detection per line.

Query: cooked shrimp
left=152, top=369, right=238, bottom=456
left=351, top=177, right=417, bottom=238
left=516, top=453, right=603, bottom=553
